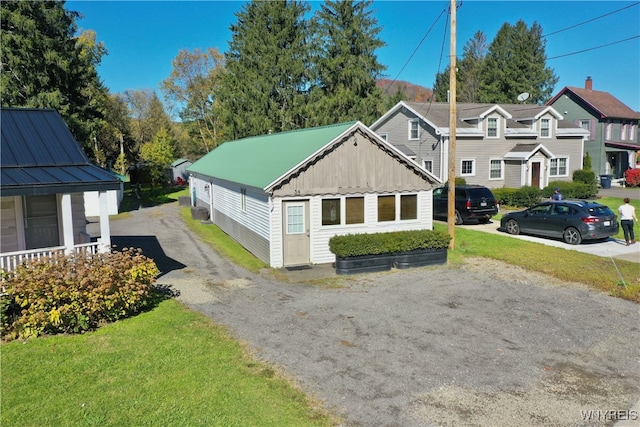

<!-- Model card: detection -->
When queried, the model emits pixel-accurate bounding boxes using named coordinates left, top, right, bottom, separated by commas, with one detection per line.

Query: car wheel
left=505, top=219, right=520, bottom=235
left=455, top=210, right=464, bottom=225
left=563, top=227, right=582, bottom=245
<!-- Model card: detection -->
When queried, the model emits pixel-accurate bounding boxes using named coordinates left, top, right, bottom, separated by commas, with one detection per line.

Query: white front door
left=282, top=201, right=310, bottom=266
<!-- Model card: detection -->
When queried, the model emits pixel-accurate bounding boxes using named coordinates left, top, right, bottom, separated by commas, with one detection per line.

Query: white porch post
left=61, top=193, right=75, bottom=254
left=98, top=190, right=111, bottom=253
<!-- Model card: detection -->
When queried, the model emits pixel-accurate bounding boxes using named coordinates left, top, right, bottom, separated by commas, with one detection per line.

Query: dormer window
left=540, top=119, right=550, bottom=138
left=487, top=118, right=498, bottom=137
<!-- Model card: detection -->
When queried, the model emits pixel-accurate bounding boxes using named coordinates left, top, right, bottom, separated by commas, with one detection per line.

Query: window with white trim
left=379, top=133, right=388, bottom=141
left=549, top=158, right=568, bottom=176
left=489, top=159, right=503, bottom=179
left=400, top=195, right=417, bottom=220
left=540, top=119, right=550, bottom=137
left=487, top=117, right=498, bottom=137
left=408, top=119, right=419, bottom=140
left=423, top=159, right=433, bottom=173
left=461, top=159, right=475, bottom=176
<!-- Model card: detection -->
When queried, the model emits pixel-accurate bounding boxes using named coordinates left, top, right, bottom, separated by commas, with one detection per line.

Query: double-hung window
left=549, top=158, right=568, bottom=176
left=540, top=119, right=550, bottom=137
left=408, top=119, right=419, bottom=140
left=489, top=159, right=503, bottom=179
left=487, top=118, right=498, bottom=137
left=460, top=159, right=475, bottom=176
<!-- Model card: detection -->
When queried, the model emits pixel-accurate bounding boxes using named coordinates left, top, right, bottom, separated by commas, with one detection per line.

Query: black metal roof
left=1, top=108, right=122, bottom=196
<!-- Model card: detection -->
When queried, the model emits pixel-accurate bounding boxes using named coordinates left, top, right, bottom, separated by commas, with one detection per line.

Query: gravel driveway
left=106, top=202, right=640, bottom=427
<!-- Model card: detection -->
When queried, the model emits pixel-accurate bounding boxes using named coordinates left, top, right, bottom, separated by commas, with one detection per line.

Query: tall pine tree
left=309, top=0, right=386, bottom=126
left=218, top=0, right=312, bottom=140
left=1, top=0, right=109, bottom=153
left=433, top=31, right=488, bottom=103
left=480, top=20, right=558, bottom=104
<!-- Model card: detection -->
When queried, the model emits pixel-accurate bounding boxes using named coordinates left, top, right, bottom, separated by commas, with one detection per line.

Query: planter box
left=335, top=253, right=393, bottom=275
left=393, top=247, right=447, bottom=269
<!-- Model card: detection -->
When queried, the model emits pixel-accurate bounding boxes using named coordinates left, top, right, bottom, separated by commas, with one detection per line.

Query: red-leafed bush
left=1, top=248, right=159, bottom=341
left=625, top=168, right=640, bottom=187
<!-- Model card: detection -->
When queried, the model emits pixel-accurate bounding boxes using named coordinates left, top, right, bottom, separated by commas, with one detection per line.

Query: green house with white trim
left=187, top=121, right=440, bottom=268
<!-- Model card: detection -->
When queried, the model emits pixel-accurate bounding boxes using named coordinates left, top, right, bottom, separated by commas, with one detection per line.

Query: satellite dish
left=517, top=92, right=530, bottom=102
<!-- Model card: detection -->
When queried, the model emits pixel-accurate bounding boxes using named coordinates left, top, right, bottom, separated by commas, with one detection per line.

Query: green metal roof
left=187, top=122, right=357, bottom=189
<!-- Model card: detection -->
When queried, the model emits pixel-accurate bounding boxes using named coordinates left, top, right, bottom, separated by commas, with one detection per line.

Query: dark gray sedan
left=500, top=200, right=619, bottom=245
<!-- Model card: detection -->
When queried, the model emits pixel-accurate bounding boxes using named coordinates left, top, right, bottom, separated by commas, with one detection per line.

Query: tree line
left=1, top=0, right=558, bottom=183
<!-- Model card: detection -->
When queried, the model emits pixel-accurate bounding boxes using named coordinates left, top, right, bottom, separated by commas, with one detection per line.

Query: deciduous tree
left=161, top=47, right=225, bottom=153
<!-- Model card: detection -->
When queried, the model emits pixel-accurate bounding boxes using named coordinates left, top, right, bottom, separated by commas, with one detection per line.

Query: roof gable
left=547, top=86, right=640, bottom=120
left=188, top=122, right=359, bottom=189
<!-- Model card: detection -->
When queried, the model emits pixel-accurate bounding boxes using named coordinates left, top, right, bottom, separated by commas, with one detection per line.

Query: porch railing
left=0, top=242, right=105, bottom=273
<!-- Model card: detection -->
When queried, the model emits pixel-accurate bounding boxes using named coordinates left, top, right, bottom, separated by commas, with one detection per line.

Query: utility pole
left=447, top=0, right=457, bottom=249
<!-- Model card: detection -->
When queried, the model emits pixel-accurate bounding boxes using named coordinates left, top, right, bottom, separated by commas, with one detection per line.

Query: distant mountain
left=377, top=79, right=433, bottom=102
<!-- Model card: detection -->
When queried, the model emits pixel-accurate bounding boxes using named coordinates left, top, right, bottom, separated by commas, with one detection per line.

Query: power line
left=382, top=7, right=447, bottom=95
left=543, top=2, right=640, bottom=38
left=548, top=35, right=640, bottom=60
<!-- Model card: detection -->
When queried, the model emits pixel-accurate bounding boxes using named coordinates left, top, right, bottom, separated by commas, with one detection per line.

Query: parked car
left=500, top=200, right=619, bottom=245
left=432, top=185, right=499, bottom=225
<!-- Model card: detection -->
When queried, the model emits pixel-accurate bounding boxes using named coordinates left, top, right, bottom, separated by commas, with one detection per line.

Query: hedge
left=329, top=229, right=451, bottom=258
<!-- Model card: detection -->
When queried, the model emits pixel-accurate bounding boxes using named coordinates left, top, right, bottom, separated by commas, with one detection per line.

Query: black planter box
left=393, top=247, right=447, bottom=269
left=335, top=253, right=393, bottom=275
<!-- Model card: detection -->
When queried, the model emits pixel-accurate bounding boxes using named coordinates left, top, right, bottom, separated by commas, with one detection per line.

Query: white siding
left=270, top=191, right=433, bottom=268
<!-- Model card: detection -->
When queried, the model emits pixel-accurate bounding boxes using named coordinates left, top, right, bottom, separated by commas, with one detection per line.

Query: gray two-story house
left=370, top=101, right=589, bottom=189
left=547, top=76, right=640, bottom=179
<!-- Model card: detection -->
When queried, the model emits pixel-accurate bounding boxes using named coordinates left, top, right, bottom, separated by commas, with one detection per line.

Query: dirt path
left=109, top=203, right=640, bottom=426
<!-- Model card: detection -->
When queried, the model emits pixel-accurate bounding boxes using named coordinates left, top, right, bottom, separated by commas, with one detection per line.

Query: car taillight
left=466, top=200, right=471, bottom=209
left=581, top=217, right=600, bottom=224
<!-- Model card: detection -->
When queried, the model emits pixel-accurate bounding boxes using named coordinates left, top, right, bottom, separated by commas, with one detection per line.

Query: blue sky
left=70, top=1, right=640, bottom=111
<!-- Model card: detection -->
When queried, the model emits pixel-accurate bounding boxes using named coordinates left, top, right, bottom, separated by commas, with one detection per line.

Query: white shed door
left=283, top=201, right=310, bottom=266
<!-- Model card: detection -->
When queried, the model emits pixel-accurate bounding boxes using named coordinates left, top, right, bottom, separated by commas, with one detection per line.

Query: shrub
left=583, top=152, right=592, bottom=170
left=1, top=248, right=159, bottom=341
left=544, top=181, right=597, bottom=200
left=329, top=229, right=451, bottom=258
left=625, top=168, right=640, bottom=187
left=573, top=169, right=596, bottom=185
left=454, top=177, right=467, bottom=186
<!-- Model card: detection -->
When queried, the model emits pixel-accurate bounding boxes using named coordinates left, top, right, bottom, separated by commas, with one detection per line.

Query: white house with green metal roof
left=187, top=121, right=440, bottom=268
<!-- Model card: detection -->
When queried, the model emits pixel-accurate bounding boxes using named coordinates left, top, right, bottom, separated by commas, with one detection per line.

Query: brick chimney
left=585, top=76, right=593, bottom=90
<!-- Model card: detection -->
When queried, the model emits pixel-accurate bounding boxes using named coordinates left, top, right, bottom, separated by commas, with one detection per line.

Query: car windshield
left=587, top=206, right=615, bottom=217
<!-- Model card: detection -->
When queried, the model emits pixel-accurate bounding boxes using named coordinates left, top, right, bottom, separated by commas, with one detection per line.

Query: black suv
left=433, top=185, right=499, bottom=224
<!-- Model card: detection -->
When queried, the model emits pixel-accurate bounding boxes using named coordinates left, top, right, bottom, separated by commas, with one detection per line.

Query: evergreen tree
left=309, top=0, right=386, bottom=126
left=218, top=0, right=312, bottom=140
left=433, top=31, right=488, bottom=103
left=1, top=0, right=109, bottom=154
left=480, top=20, right=558, bottom=104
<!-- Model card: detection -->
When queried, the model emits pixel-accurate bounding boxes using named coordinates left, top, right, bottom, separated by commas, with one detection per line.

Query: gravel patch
left=108, top=203, right=640, bottom=427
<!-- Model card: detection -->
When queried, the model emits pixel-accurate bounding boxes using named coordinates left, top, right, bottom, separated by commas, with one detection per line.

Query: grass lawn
left=1, top=299, right=337, bottom=427
left=3, top=187, right=636, bottom=427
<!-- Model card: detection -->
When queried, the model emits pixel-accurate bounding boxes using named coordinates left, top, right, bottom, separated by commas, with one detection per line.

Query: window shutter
left=589, top=119, right=596, bottom=140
